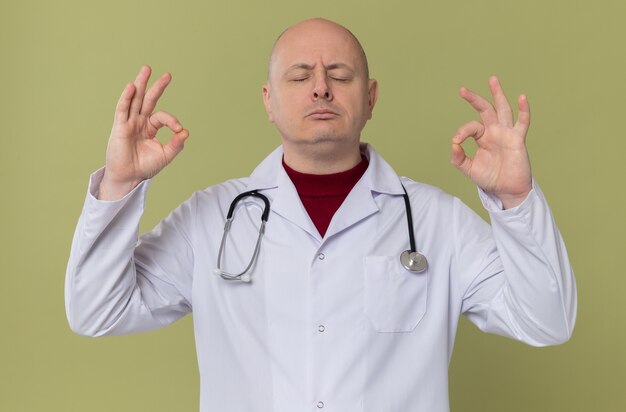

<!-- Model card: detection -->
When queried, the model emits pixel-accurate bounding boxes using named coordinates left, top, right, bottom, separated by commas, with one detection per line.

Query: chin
left=305, top=134, right=354, bottom=147
left=280, top=125, right=358, bottom=148
left=305, top=126, right=353, bottom=143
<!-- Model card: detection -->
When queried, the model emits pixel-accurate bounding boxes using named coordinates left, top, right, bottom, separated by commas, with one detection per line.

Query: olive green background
left=1, top=0, right=624, bottom=410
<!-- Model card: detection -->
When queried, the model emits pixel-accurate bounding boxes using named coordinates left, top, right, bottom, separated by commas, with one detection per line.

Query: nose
left=312, top=74, right=333, bottom=101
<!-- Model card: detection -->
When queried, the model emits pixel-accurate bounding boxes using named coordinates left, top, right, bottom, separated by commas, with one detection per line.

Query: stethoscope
left=214, top=184, right=428, bottom=282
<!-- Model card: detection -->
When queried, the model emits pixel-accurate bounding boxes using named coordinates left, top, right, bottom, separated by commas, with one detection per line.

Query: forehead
left=270, top=21, right=364, bottom=74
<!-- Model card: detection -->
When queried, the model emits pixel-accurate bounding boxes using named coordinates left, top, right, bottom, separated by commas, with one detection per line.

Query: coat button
left=318, top=253, right=325, bottom=260
left=318, top=325, right=325, bottom=332
left=317, top=401, right=324, bottom=408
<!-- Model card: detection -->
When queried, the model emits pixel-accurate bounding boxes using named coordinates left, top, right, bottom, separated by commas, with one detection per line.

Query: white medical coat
left=65, top=143, right=577, bottom=412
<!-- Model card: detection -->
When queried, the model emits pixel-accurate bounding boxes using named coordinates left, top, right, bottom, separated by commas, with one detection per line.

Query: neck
left=282, top=140, right=362, bottom=174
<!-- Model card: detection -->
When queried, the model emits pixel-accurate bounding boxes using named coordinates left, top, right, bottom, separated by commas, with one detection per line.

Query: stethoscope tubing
left=215, top=184, right=428, bottom=281
left=401, top=186, right=417, bottom=254
left=215, top=190, right=270, bottom=282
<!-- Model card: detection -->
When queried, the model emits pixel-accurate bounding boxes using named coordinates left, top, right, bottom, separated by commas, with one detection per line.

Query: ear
left=262, top=83, right=275, bottom=123
left=366, top=78, right=378, bottom=119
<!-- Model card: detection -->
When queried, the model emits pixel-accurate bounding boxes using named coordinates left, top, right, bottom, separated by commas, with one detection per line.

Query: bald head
left=268, top=18, right=370, bottom=81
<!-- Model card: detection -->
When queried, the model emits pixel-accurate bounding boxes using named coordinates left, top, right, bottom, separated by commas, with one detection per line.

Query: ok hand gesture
left=450, top=77, right=532, bottom=209
left=99, top=65, right=189, bottom=200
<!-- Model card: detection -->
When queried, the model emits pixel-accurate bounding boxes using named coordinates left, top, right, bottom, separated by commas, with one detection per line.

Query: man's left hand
left=450, top=76, right=532, bottom=209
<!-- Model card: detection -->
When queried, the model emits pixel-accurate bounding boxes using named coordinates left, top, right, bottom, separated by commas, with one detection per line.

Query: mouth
left=307, top=108, right=339, bottom=120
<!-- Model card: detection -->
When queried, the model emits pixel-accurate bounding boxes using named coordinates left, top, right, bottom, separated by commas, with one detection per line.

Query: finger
left=162, top=128, right=190, bottom=164
left=513, top=94, right=531, bottom=137
left=148, top=111, right=183, bottom=134
left=114, top=83, right=136, bottom=123
left=488, top=76, right=514, bottom=127
left=141, top=72, right=172, bottom=115
left=450, top=142, right=473, bottom=178
left=459, top=87, right=498, bottom=126
left=129, top=65, right=152, bottom=114
left=452, top=120, right=485, bottom=144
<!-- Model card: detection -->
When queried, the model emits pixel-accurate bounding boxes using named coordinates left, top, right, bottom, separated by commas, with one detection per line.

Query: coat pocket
left=363, top=256, right=428, bottom=332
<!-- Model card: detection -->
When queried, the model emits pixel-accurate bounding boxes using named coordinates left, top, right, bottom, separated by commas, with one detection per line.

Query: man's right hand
left=98, top=65, right=189, bottom=200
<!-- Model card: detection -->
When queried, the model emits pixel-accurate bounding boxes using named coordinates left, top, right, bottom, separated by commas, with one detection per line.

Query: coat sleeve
left=65, top=168, right=194, bottom=337
left=456, top=180, right=577, bottom=346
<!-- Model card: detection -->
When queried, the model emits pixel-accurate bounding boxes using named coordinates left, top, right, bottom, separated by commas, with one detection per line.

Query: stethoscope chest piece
left=400, top=250, right=428, bottom=273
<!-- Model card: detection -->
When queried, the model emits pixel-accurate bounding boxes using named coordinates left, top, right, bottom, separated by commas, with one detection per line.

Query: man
left=66, top=18, right=576, bottom=411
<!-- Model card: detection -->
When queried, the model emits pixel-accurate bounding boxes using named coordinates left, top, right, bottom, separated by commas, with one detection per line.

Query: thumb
left=450, top=143, right=472, bottom=177
left=162, top=128, right=190, bottom=164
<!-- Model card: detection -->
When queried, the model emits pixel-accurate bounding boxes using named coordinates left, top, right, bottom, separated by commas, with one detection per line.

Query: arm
left=450, top=77, right=576, bottom=345
left=455, top=183, right=576, bottom=346
left=65, top=66, right=192, bottom=336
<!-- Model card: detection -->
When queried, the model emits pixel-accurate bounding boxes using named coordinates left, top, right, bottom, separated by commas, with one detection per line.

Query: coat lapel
left=245, top=146, right=321, bottom=241
left=243, top=143, right=406, bottom=243
left=324, top=143, right=405, bottom=239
